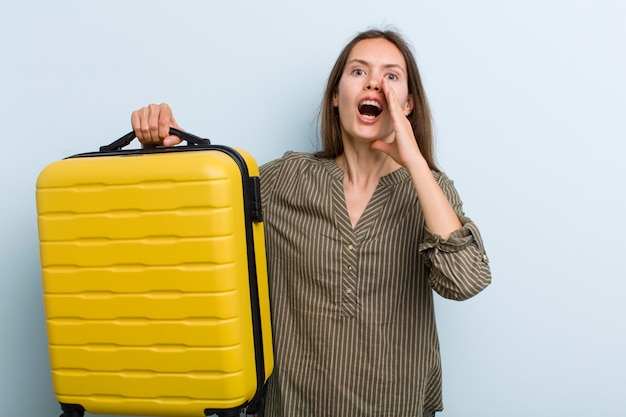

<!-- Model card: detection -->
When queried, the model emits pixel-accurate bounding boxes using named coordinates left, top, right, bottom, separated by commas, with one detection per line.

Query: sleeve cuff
left=420, top=217, right=489, bottom=261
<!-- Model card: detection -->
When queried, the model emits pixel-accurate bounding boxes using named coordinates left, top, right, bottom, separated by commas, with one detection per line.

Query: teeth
left=360, top=100, right=381, bottom=109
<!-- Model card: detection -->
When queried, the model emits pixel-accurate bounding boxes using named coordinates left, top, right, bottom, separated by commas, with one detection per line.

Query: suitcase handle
left=99, top=127, right=211, bottom=152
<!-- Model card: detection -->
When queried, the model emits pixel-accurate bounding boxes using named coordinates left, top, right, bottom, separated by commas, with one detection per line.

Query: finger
left=162, top=135, right=183, bottom=147
left=383, top=79, right=416, bottom=142
left=381, top=79, right=396, bottom=110
left=135, top=104, right=152, bottom=144
left=161, top=105, right=184, bottom=147
left=382, top=79, right=404, bottom=122
left=370, top=139, right=392, bottom=155
left=146, top=103, right=163, bottom=143
left=131, top=109, right=142, bottom=139
left=138, top=107, right=160, bottom=145
left=157, top=103, right=173, bottom=140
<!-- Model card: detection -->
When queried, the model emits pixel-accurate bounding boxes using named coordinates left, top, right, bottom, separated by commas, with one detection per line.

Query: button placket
left=341, top=240, right=358, bottom=317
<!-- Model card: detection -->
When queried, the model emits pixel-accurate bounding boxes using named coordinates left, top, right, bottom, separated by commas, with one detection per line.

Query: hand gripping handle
left=99, top=127, right=211, bottom=152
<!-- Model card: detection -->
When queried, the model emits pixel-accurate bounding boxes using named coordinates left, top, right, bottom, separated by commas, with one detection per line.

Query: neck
left=336, top=145, right=401, bottom=187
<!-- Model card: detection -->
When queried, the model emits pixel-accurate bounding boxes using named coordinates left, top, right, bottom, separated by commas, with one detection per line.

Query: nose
left=366, top=77, right=381, bottom=91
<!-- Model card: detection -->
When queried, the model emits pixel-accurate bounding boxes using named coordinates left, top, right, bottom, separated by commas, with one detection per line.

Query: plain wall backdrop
left=2, top=1, right=625, bottom=416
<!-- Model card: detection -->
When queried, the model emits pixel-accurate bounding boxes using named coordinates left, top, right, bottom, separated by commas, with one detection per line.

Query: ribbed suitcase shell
left=36, top=139, right=273, bottom=417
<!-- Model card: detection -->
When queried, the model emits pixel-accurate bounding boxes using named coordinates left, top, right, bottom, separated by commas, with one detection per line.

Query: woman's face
left=333, top=38, right=413, bottom=145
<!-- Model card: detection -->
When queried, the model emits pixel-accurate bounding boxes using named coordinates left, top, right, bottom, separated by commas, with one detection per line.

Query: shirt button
left=348, top=244, right=354, bottom=251
left=348, top=266, right=353, bottom=271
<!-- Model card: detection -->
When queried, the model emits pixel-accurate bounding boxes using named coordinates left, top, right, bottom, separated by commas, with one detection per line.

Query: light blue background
left=2, top=1, right=625, bottom=416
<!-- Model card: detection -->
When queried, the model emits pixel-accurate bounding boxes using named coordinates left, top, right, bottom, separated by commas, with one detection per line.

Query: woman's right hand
left=131, top=103, right=183, bottom=147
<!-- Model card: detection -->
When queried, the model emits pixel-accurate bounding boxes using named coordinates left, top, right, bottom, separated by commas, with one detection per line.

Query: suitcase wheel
left=59, top=403, right=84, bottom=417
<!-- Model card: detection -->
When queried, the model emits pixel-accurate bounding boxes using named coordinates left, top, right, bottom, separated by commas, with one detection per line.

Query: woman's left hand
left=371, top=78, right=425, bottom=169
left=375, top=79, right=462, bottom=239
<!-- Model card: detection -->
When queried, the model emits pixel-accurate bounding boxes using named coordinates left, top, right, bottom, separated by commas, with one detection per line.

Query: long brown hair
left=316, top=28, right=438, bottom=171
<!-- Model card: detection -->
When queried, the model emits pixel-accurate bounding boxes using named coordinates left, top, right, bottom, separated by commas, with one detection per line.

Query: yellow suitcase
left=36, top=128, right=273, bottom=417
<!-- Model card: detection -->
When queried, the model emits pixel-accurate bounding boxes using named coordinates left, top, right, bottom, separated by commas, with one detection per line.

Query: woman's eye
left=352, top=68, right=365, bottom=76
left=386, top=73, right=398, bottom=81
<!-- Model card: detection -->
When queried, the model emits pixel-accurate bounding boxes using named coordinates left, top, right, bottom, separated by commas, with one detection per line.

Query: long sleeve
left=418, top=172, right=491, bottom=300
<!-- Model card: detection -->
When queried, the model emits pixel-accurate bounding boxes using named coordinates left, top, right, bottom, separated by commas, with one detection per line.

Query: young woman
left=132, top=28, right=491, bottom=417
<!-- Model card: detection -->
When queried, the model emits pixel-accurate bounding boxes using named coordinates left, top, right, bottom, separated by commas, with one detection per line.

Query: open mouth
left=358, top=100, right=383, bottom=119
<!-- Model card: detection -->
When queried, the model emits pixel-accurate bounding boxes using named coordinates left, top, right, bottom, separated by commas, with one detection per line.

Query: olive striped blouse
left=259, top=152, right=491, bottom=416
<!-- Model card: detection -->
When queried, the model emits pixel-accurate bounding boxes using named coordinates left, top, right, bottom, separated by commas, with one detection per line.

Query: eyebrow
left=347, top=58, right=407, bottom=74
